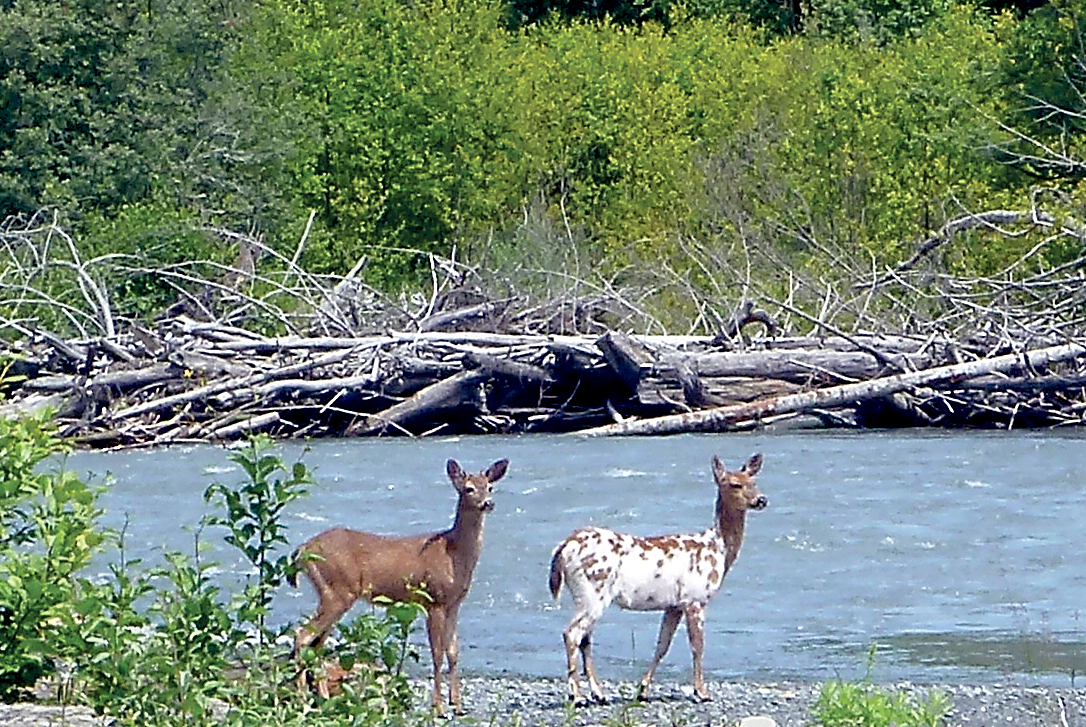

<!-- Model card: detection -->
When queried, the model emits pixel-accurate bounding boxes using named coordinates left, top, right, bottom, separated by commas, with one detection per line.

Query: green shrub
left=0, top=422, right=420, bottom=723
left=814, top=679, right=952, bottom=727
left=0, top=414, right=105, bottom=701
left=203, top=434, right=313, bottom=646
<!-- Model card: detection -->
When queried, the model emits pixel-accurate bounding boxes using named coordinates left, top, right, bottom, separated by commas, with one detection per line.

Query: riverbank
left=457, top=677, right=1083, bottom=726
left=5, top=676, right=1083, bottom=726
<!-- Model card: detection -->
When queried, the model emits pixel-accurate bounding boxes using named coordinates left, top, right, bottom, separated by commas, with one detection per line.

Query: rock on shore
left=3, top=677, right=1083, bottom=726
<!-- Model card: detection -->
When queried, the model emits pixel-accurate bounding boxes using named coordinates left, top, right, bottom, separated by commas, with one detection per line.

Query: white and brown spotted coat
left=548, top=453, right=767, bottom=705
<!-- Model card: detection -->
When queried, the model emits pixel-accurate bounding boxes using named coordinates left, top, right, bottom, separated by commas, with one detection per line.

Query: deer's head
left=447, top=458, right=508, bottom=513
left=712, top=452, right=767, bottom=514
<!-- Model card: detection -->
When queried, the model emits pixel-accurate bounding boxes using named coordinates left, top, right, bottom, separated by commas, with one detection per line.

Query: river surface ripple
left=69, top=430, right=1086, bottom=687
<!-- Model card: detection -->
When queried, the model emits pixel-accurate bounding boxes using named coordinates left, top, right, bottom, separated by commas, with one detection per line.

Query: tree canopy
left=1, top=0, right=1083, bottom=329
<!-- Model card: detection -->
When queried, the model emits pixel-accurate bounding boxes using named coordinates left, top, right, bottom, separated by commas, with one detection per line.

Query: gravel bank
left=456, top=677, right=1083, bottom=726
left=4, top=677, right=1083, bottom=726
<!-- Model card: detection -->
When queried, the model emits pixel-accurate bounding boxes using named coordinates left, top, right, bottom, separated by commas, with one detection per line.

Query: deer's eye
left=464, top=485, right=476, bottom=495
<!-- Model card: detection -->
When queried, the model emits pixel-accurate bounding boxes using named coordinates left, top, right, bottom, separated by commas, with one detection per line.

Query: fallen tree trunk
left=578, top=341, right=1086, bottom=437
left=347, top=369, right=490, bottom=436
left=654, top=349, right=934, bottom=383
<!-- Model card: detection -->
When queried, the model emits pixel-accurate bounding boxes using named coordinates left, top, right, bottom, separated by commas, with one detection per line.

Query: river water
left=68, top=431, right=1086, bottom=687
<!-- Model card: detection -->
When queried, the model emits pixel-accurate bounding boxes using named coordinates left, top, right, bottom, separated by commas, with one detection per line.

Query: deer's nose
left=481, top=499, right=495, bottom=512
left=752, top=495, right=768, bottom=510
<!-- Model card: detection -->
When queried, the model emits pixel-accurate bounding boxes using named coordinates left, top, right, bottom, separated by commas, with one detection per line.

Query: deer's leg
left=563, top=607, right=604, bottom=705
left=580, top=633, right=606, bottom=704
left=293, top=564, right=358, bottom=656
left=293, top=585, right=356, bottom=694
left=445, top=603, right=465, bottom=714
left=683, top=603, right=710, bottom=701
left=637, top=606, right=682, bottom=701
left=426, top=606, right=449, bottom=717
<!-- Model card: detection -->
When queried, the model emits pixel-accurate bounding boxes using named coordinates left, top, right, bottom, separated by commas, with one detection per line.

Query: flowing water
left=68, top=431, right=1086, bottom=687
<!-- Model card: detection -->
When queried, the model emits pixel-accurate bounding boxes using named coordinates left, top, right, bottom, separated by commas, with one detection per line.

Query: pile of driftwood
left=4, top=206, right=1086, bottom=447
left=2, top=314, right=1085, bottom=448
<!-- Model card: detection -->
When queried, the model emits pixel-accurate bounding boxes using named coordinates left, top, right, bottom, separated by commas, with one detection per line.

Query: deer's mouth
left=750, top=496, right=768, bottom=511
left=480, top=500, right=495, bottom=512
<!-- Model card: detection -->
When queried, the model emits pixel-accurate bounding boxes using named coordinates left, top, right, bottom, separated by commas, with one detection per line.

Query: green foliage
left=52, top=529, right=156, bottom=714
left=85, top=545, right=240, bottom=723
left=0, top=0, right=1073, bottom=320
left=203, top=435, right=313, bottom=643
left=256, top=0, right=523, bottom=284
left=812, top=647, right=952, bottom=727
left=814, top=679, right=952, bottom=727
left=808, top=0, right=957, bottom=44
left=995, top=0, right=1086, bottom=180
left=0, top=423, right=418, bottom=723
left=0, top=0, right=296, bottom=238
left=76, top=202, right=225, bottom=321
left=0, top=414, right=105, bottom=701
left=0, top=0, right=147, bottom=216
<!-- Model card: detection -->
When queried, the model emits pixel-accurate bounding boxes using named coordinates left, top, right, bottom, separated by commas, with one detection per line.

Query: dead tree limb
left=110, top=348, right=357, bottom=421
left=578, top=341, right=1086, bottom=436
left=596, top=331, right=654, bottom=393
left=862, top=210, right=1052, bottom=289
left=347, top=370, right=489, bottom=436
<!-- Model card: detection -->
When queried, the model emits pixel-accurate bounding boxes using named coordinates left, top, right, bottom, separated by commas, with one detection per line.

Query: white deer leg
left=638, top=606, right=682, bottom=700
left=563, top=609, right=603, bottom=704
left=683, top=603, right=710, bottom=700
left=580, top=632, right=607, bottom=704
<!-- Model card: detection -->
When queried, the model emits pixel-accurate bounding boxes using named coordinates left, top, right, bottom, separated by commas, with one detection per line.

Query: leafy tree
left=254, top=0, right=524, bottom=283
left=806, top=0, right=956, bottom=43
left=994, top=0, right=1086, bottom=181
left=0, top=0, right=294, bottom=234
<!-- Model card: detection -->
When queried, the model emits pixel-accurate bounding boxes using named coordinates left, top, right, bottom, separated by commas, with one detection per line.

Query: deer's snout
left=480, top=499, right=495, bottom=512
left=751, top=495, right=768, bottom=510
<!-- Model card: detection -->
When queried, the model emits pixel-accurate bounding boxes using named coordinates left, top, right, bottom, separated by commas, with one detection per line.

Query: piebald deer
left=290, top=458, right=509, bottom=715
left=549, top=453, right=767, bottom=705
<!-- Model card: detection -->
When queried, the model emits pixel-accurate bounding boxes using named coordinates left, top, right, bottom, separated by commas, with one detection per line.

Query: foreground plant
left=0, top=414, right=105, bottom=701
left=0, top=428, right=423, bottom=725
left=203, top=434, right=313, bottom=646
left=812, top=647, right=952, bottom=727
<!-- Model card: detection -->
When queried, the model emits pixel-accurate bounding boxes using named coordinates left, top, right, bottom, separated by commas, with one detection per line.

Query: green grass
left=811, top=647, right=952, bottom=727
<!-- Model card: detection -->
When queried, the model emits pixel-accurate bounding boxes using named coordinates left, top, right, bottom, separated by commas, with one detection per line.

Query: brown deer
left=549, top=453, right=767, bottom=705
left=289, top=458, right=509, bottom=715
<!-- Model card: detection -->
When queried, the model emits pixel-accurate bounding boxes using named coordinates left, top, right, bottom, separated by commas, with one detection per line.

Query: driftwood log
left=4, top=205, right=1086, bottom=447
left=2, top=314, right=1086, bottom=449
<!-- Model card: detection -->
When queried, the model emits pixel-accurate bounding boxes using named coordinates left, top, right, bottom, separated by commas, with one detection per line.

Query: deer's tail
left=548, top=541, right=566, bottom=601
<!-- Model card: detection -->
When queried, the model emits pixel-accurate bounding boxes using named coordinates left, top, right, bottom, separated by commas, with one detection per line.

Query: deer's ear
left=447, top=459, right=467, bottom=488
left=711, top=455, right=727, bottom=483
left=743, top=452, right=763, bottom=476
left=485, top=459, right=509, bottom=483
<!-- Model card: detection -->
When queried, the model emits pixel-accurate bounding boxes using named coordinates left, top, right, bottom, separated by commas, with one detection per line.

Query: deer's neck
left=447, top=506, right=487, bottom=565
left=714, top=495, right=747, bottom=575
